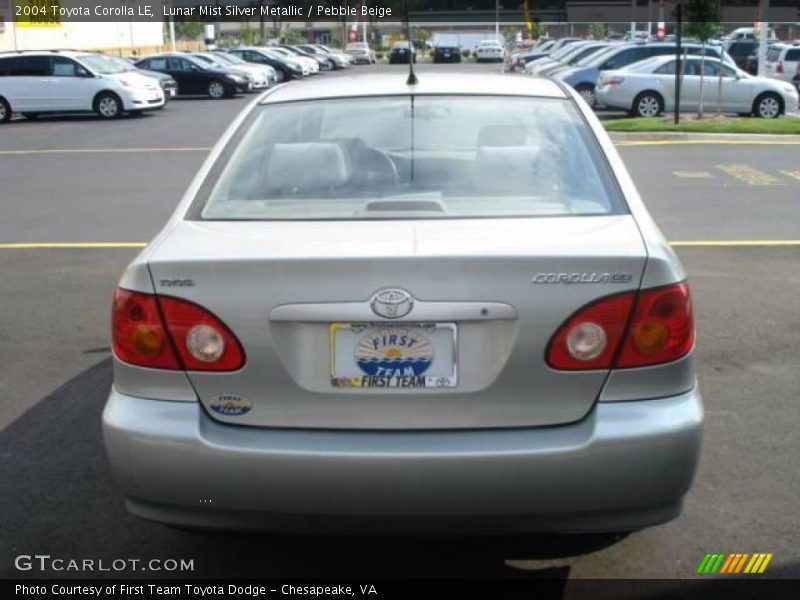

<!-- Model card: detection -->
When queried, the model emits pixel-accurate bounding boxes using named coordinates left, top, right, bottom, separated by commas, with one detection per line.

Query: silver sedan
left=597, top=54, right=800, bottom=118
left=103, top=73, right=702, bottom=534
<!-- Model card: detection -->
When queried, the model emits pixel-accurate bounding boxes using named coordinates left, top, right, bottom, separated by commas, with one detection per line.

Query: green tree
left=282, top=28, right=307, bottom=45
left=175, top=21, right=204, bottom=41
left=685, top=0, right=721, bottom=118
left=502, top=26, right=518, bottom=49
left=240, top=21, right=259, bottom=46
left=588, top=22, right=608, bottom=41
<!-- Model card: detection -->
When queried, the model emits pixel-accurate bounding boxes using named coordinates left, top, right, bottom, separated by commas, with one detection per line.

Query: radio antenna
left=404, top=2, right=418, bottom=85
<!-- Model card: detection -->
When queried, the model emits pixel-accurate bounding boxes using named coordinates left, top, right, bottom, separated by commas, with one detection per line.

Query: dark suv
left=724, top=41, right=759, bottom=74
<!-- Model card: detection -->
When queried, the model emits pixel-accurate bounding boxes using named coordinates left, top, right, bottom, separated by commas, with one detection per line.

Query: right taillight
left=616, top=282, right=694, bottom=368
left=112, top=288, right=245, bottom=372
left=546, top=282, right=694, bottom=370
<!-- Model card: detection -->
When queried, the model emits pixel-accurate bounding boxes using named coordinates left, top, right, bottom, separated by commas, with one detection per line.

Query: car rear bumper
left=103, top=386, right=703, bottom=534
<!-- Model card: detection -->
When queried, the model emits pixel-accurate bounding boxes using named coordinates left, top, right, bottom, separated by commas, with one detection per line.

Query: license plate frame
left=329, top=322, right=457, bottom=389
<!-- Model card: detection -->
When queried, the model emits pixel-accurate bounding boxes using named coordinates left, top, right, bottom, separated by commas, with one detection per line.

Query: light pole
left=495, top=0, right=500, bottom=42
left=630, top=0, right=636, bottom=37
left=757, top=0, right=769, bottom=77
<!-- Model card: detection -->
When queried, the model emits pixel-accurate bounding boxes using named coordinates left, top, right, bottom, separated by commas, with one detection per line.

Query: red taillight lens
left=546, top=282, right=694, bottom=371
left=112, top=289, right=180, bottom=370
left=158, top=296, right=245, bottom=371
left=111, top=288, right=245, bottom=372
left=546, top=292, right=635, bottom=370
left=776, top=61, right=784, bottom=74
left=616, top=282, right=694, bottom=368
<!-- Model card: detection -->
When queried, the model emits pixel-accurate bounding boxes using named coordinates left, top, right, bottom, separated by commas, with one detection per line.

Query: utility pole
left=757, top=0, right=769, bottom=77
left=495, top=0, right=500, bottom=42
left=630, top=0, right=636, bottom=37
left=674, top=2, right=682, bottom=124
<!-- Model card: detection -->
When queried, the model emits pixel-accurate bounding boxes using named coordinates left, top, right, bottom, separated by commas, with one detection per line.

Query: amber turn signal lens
left=632, top=320, right=670, bottom=355
left=131, top=325, right=164, bottom=357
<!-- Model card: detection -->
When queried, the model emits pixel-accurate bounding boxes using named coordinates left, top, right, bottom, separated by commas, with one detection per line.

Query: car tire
left=94, top=92, right=122, bottom=119
left=207, top=80, right=226, bottom=99
left=576, top=84, right=597, bottom=109
left=275, top=70, right=285, bottom=83
left=22, top=112, right=39, bottom=120
left=632, top=91, right=664, bottom=118
left=0, top=97, right=11, bottom=123
left=753, top=92, right=782, bottom=119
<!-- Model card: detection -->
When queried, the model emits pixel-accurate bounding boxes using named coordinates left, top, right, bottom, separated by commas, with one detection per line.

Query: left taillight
left=112, top=288, right=245, bottom=372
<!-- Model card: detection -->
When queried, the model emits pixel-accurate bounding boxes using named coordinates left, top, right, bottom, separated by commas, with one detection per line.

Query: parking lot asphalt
left=2, top=61, right=798, bottom=580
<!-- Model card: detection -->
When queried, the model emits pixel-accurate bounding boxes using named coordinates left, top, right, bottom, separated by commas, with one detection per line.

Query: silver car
left=597, top=55, right=800, bottom=118
left=104, top=73, right=702, bottom=534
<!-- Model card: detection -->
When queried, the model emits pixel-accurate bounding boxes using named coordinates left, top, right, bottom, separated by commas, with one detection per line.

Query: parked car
left=526, top=43, right=611, bottom=77
left=523, top=40, right=592, bottom=75
left=722, top=27, right=777, bottom=43
left=104, top=72, right=702, bottom=536
left=723, top=40, right=760, bottom=73
left=474, top=39, right=505, bottom=63
left=267, top=46, right=318, bottom=75
left=345, top=42, right=376, bottom=65
left=135, top=54, right=244, bottom=98
left=92, top=54, right=178, bottom=100
left=297, top=44, right=349, bottom=69
left=191, top=52, right=271, bottom=90
left=432, top=44, right=461, bottom=63
left=555, top=42, right=735, bottom=108
left=0, top=50, right=164, bottom=122
left=596, top=55, right=799, bottom=118
left=507, top=40, right=554, bottom=71
left=764, top=43, right=800, bottom=83
left=388, top=41, right=417, bottom=64
left=210, top=51, right=279, bottom=85
left=277, top=45, right=333, bottom=71
left=227, top=47, right=304, bottom=82
left=310, top=44, right=352, bottom=69
left=188, top=53, right=264, bottom=91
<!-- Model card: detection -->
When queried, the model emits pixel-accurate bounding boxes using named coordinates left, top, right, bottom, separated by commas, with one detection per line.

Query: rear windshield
left=198, top=95, right=625, bottom=221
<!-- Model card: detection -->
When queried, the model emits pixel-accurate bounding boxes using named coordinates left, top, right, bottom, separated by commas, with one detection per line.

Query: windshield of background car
left=574, top=45, right=619, bottom=67
left=198, top=96, right=624, bottom=221
left=80, top=55, right=129, bottom=74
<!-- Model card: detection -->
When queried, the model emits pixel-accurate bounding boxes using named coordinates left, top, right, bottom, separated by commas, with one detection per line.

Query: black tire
left=207, top=80, right=227, bottom=99
left=631, top=91, right=664, bottom=118
left=22, top=112, right=39, bottom=120
left=752, top=92, right=782, bottom=119
left=575, top=84, right=597, bottom=109
left=0, top=97, right=12, bottom=123
left=94, top=92, right=122, bottom=119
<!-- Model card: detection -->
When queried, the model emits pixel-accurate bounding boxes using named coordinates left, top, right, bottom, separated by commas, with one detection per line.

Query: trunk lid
left=147, top=216, right=646, bottom=429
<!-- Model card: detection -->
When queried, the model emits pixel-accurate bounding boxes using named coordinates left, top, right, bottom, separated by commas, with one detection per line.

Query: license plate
left=168, top=89, right=176, bottom=97
left=330, top=322, right=457, bottom=389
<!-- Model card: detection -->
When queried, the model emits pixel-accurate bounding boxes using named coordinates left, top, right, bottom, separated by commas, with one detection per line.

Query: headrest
left=477, top=125, right=530, bottom=147
left=475, top=145, right=541, bottom=170
left=266, top=142, right=350, bottom=193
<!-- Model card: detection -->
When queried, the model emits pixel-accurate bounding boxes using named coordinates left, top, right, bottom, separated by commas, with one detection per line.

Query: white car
left=345, top=42, right=376, bottom=65
left=212, top=51, right=279, bottom=84
left=596, top=54, right=799, bottom=118
left=474, top=40, right=505, bottom=62
left=268, top=46, right=318, bottom=74
left=0, top=50, right=165, bottom=122
left=764, top=43, right=800, bottom=84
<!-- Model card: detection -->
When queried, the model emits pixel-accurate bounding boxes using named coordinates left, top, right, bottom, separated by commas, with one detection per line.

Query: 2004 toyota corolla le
left=103, top=73, right=702, bottom=534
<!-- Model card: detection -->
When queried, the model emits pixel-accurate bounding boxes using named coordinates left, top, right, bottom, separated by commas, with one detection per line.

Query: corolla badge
left=355, top=328, right=434, bottom=377
left=370, top=288, right=414, bottom=319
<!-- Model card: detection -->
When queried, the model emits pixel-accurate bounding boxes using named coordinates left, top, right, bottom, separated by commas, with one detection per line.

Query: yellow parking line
left=673, top=171, right=714, bottom=179
left=716, top=164, right=785, bottom=186
left=0, top=242, right=147, bottom=249
left=0, top=147, right=211, bottom=156
left=781, top=170, right=800, bottom=181
left=616, top=140, right=800, bottom=146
